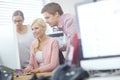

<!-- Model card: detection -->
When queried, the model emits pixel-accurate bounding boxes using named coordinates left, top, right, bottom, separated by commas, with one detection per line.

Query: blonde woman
left=24, top=18, right=60, bottom=73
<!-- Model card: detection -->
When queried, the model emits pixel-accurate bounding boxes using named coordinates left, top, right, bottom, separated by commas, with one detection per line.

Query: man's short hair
left=41, top=2, right=63, bottom=15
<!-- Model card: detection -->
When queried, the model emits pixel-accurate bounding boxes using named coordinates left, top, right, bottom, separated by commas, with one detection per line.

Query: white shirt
left=35, top=51, right=44, bottom=66
left=17, top=25, right=34, bottom=68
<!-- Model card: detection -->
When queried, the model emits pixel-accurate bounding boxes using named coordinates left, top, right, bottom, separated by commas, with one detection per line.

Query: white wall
left=50, top=0, right=94, bottom=15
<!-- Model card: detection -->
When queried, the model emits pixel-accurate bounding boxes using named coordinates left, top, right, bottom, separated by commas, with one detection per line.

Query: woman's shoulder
left=30, top=39, right=37, bottom=47
left=48, top=37, right=58, bottom=42
left=46, top=37, right=59, bottom=48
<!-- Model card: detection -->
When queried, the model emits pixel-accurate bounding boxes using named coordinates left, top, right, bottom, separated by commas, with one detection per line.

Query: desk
left=14, top=72, right=51, bottom=80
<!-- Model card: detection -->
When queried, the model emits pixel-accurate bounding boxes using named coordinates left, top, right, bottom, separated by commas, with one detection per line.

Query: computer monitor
left=75, top=0, right=120, bottom=71
left=0, top=24, right=21, bottom=69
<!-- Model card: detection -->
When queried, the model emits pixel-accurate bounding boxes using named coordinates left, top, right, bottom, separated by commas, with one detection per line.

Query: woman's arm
left=39, top=39, right=60, bottom=72
left=26, top=41, right=40, bottom=70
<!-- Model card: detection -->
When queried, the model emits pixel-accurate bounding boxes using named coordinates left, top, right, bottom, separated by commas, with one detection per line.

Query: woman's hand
left=31, top=68, right=40, bottom=73
left=23, top=67, right=32, bottom=73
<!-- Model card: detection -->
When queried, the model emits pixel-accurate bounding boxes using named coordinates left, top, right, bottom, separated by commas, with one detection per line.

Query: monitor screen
left=75, top=0, right=120, bottom=70
left=0, top=24, right=21, bottom=69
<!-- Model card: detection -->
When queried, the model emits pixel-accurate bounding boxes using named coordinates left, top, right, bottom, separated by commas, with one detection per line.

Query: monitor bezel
left=75, top=0, right=120, bottom=61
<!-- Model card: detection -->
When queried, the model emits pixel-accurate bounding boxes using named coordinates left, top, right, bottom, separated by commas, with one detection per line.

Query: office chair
left=59, top=50, right=65, bottom=65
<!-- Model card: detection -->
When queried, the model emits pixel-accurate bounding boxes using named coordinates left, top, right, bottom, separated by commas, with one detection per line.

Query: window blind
left=0, top=0, right=50, bottom=26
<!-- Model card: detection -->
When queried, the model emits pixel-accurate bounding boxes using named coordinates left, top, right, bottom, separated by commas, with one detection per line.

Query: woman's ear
left=43, top=27, right=46, bottom=32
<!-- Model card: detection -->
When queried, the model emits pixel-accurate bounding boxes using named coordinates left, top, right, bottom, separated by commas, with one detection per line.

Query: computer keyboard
left=0, top=65, right=13, bottom=80
left=88, top=69, right=120, bottom=78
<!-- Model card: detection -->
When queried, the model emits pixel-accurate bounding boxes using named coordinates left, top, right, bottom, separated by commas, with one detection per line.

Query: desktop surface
left=14, top=72, right=51, bottom=80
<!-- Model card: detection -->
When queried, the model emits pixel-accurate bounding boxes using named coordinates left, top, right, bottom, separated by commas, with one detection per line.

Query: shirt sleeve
left=63, top=15, right=77, bottom=52
left=27, top=41, right=39, bottom=69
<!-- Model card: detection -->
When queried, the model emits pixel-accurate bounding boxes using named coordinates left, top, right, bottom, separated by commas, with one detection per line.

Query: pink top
left=27, top=37, right=60, bottom=72
left=58, top=13, right=77, bottom=51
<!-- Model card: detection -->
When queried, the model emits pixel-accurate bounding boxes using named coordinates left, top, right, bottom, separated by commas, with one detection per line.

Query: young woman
left=12, top=10, right=34, bottom=68
left=24, top=18, right=60, bottom=73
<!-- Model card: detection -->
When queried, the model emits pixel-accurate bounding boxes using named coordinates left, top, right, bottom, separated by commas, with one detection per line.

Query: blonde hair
left=31, top=18, right=46, bottom=52
left=31, top=18, right=46, bottom=29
